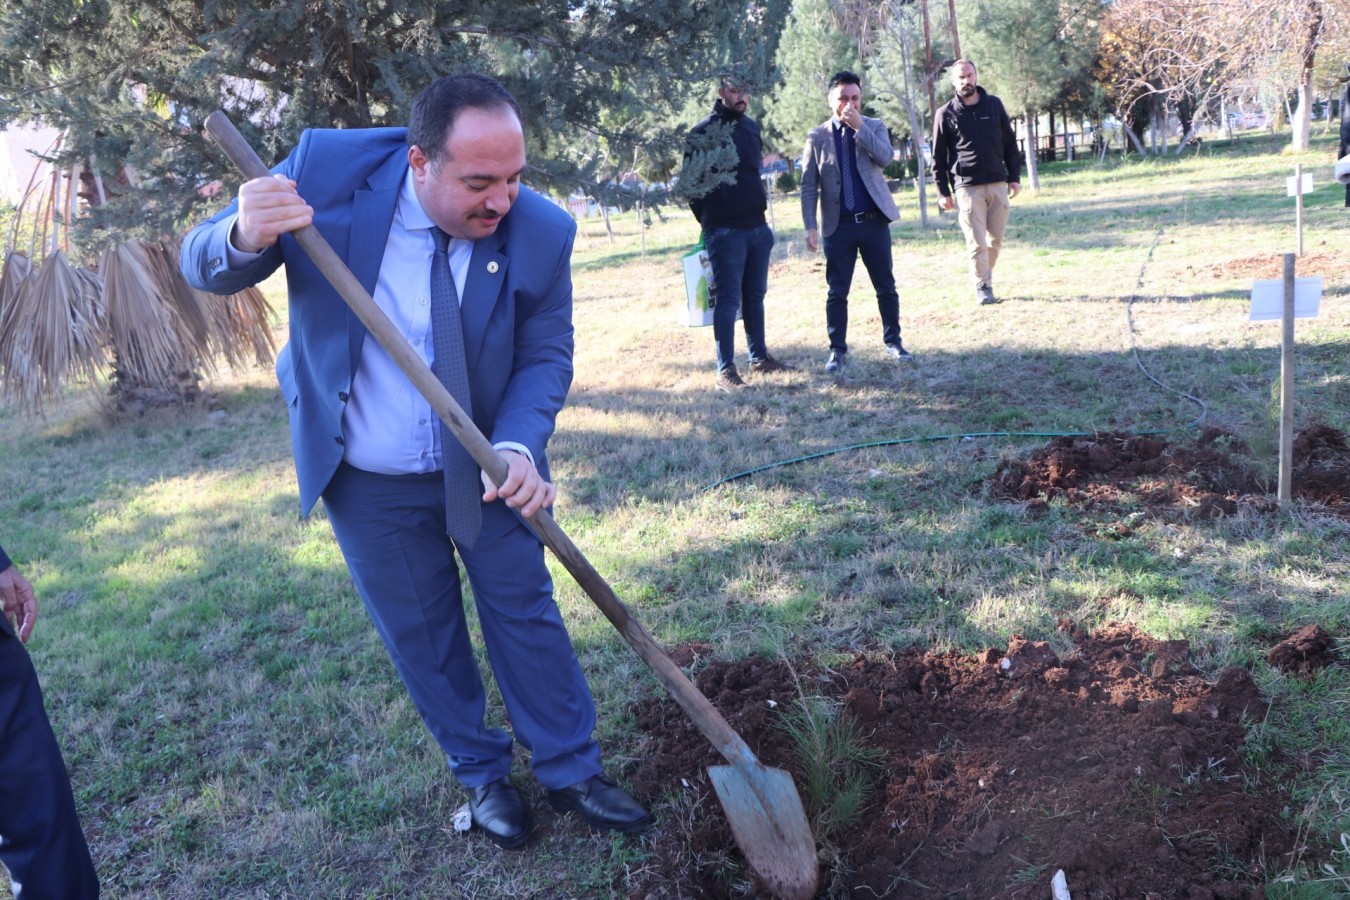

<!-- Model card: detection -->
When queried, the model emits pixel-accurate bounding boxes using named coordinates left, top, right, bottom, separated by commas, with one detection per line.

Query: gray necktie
left=429, top=227, right=481, bottom=549
left=840, top=126, right=857, bottom=212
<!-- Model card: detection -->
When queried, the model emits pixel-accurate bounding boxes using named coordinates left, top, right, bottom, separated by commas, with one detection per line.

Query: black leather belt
left=847, top=210, right=882, bottom=223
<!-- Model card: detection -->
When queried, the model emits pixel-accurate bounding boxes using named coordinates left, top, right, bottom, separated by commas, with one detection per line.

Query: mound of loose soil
left=1268, top=624, right=1338, bottom=676
left=1291, top=425, right=1350, bottom=513
left=628, top=623, right=1308, bottom=898
left=988, top=426, right=1350, bottom=521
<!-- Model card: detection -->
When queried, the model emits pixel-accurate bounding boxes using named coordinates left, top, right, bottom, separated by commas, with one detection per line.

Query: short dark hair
left=828, top=71, right=861, bottom=91
left=407, top=73, right=521, bottom=168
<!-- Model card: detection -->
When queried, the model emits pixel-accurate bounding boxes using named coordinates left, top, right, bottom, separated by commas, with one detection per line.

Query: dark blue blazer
left=181, top=128, right=576, bottom=516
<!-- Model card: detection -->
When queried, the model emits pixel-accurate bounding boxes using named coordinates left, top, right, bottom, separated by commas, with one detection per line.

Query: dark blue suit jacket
left=181, top=128, right=576, bottom=517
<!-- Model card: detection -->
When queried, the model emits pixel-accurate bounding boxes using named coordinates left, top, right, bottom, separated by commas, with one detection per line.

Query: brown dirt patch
left=1198, top=252, right=1347, bottom=281
left=987, top=426, right=1350, bottom=522
left=628, top=623, right=1309, bottom=898
left=625, top=429, right=1346, bottom=897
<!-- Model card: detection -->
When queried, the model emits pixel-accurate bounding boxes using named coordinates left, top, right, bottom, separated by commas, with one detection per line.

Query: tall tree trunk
left=872, top=5, right=931, bottom=227
left=1125, top=125, right=1149, bottom=156
left=947, top=0, right=960, bottom=57
left=1025, top=112, right=1041, bottom=190
left=1291, top=0, right=1324, bottom=151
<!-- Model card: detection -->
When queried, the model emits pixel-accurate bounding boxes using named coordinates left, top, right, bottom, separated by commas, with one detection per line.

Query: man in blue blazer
left=181, top=73, right=649, bottom=848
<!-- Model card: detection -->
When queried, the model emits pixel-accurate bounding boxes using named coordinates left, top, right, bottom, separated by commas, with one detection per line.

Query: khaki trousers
left=954, top=182, right=1010, bottom=289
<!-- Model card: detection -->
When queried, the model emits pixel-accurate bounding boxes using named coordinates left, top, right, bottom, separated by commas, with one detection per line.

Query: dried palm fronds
left=204, top=278, right=277, bottom=369
left=101, top=239, right=198, bottom=394
left=153, top=238, right=276, bottom=370
left=0, top=236, right=277, bottom=417
left=0, top=249, right=105, bottom=414
left=0, top=250, right=32, bottom=320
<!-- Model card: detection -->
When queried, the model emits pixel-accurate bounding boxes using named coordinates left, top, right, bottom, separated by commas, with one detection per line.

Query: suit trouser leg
left=856, top=219, right=900, bottom=346
left=823, top=225, right=861, bottom=353
left=0, top=634, right=99, bottom=900
left=955, top=184, right=992, bottom=289
left=321, top=462, right=603, bottom=789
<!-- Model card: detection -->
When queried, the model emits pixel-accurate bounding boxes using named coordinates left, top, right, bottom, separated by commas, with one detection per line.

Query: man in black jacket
left=0, top=543, right=100, bottom=899
left=686, top=75, right=793, bottom=392
left=932, top=59, right=1022, bottom=305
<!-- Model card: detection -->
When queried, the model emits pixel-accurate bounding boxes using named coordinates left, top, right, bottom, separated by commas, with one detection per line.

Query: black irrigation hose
left=702, top=224, right=1209, bottom=491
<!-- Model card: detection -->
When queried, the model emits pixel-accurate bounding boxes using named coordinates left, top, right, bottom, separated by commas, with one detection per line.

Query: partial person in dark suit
left=1339, top=63, right=1350, bottom=207
left=801, top=71, right=910, bottom=374
left=181, top=73, right=649, bottom=849
left=0, top=543, right=100, bottom=899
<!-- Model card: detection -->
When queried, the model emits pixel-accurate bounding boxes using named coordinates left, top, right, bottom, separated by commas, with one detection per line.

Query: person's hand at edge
left=0, top=563, right=37, bottom=643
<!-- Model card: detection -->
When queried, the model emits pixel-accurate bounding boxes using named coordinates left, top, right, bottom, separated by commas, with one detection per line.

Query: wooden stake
left=1278, top=253, right=1295, bottom=505
left=1295, top=163, right=1304, bottom=257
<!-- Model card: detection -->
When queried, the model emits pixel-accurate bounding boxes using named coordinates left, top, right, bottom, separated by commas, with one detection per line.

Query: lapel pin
left=487, top=261, right=499, bottom=274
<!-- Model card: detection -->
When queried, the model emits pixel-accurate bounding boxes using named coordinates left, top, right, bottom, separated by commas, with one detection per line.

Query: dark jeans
left=823, top=217, right=900, bottom=353
left=704, top=223, right=774, bottom=371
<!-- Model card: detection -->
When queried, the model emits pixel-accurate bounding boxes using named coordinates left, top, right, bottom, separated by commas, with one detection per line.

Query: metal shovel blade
left=709, top=762, right=818, bottom=900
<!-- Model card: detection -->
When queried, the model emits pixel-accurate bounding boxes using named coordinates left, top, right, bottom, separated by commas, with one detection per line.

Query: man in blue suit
left=181, top=73, right=649, bottom=848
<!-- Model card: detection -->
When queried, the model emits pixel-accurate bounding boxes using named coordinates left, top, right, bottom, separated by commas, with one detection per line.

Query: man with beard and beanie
left=801, top=70, right=909, bottom=374
left=182, top=72, right=650, bottom=851
left=932, top=58, right=1022, bottom=305
left=685, top=74, right=794, bottom=392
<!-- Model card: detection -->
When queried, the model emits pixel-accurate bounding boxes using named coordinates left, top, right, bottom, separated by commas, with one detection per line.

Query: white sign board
left=1249, top=276, right=1323, bottom=321
left=1285, top=173, right=1314, bottom=196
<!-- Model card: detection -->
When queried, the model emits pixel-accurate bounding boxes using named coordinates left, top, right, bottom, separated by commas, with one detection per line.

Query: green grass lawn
left=1, top=130, right=1347, bottom=897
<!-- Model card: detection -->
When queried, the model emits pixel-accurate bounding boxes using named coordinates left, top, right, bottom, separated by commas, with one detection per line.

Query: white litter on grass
left=1052, top=869, right=1071, bottom=900
left=766, top=699, right=777, bottom=708
left=452, top=803, right=473, bottom=833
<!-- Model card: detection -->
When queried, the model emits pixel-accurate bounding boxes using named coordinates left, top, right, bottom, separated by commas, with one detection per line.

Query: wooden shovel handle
left=203, top=111, right=761, bottom=774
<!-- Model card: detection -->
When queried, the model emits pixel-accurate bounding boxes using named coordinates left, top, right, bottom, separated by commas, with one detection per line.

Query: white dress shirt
left=227, top=168, right=531, bottom=476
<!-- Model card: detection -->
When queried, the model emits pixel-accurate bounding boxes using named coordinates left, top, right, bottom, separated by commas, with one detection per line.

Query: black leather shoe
left=468, top=778, right=532, bottom=848
left=547, top=774, right=651, bottom=834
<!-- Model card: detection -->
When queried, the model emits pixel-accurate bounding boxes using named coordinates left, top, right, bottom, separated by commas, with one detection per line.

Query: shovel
left=203, top=112, right=818, bottom=900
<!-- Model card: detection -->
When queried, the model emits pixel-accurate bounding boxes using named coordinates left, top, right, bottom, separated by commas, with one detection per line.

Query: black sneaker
left=824, top=350, right=846, bottom=373
left=977, top=284, right=997, bottom=305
